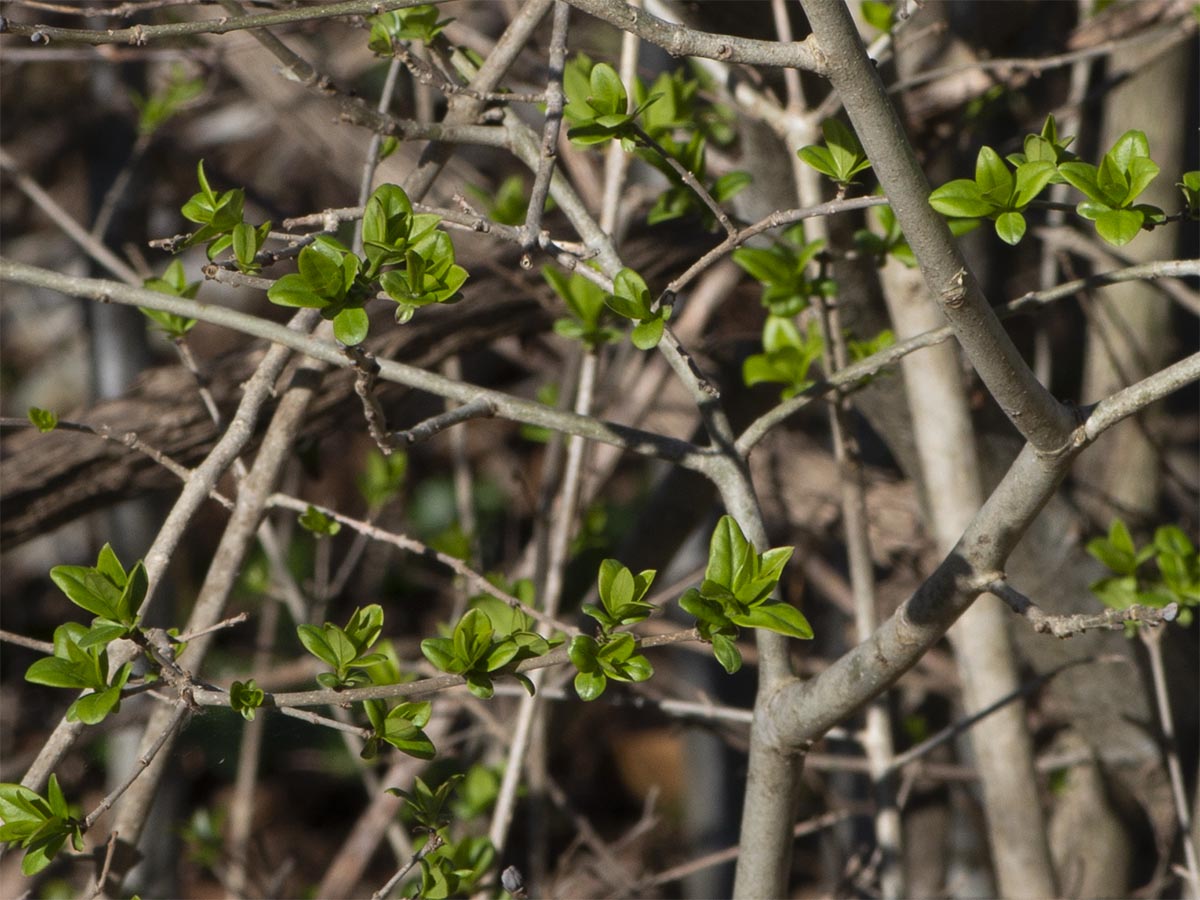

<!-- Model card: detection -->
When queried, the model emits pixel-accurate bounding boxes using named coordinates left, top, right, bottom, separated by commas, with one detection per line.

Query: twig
left=353, top=57, right=404, bottom=252
left=736, top=259, right=1200, bottom=454
left=0, top=629, right=55, bottom=655
left=631, top=123, right=736, bottom=237
left=662, top=194, right=888, bottom=305
left=0, top=147, right=141, bottom=285
left=82, top=700, right=191, bottom=831
left=371, top=832, right=444, bottom=900
left=175, top=613, right=250, bottom=644
left=985, top=578, right=1178, bottom=638
left=631, top=809, right=854, bottom=891
left=1, top=0, right=440, bottom=44
left=519, top=1, right=570, bottom=260
left=1141, top=626, right=1200, bottom=900
left=600, top=4, right=640, bottom=236
left=85, top=830, right=120, bottom=900
left=344, top=345, right=396, bottom=453
left=0, top=259, right=714, bottom=470
left=393, top=397, right=497, bottom=445
left=266, top=493, right=578, bottom=636
left=812, top=285, right=903, bottom=899
left=884, top=656, right=1113, bottom=775
left=0, top=416, right=235, bottom=517
left=489, top=350, right=600, bottom=860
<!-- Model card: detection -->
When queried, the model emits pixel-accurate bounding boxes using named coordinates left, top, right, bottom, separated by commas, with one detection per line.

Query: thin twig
left=1141, top=627, right=1200, bottom=900
left=85, top=830, right=120, bottom=900
left=0, top=629, right=55, bottom=655
left=371, top=832, right=444, bottom=900
left=986, top=579, right=1178, bottom=638
left=82, top=701, right=191, bottom=831
left=266, top=493, right=578, bottom=636
left=631, top=123, right=736, bottom=237
left=393, top=397, right=497, bottom=445
left=519, top=1, right=570, bottom=260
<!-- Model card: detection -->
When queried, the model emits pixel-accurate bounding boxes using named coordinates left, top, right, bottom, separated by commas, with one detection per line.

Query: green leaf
left=1093, top=207, right=1144, bottom=246
left=975, top=146, right=1014, bottom=204
left=573, top=669, right=608, bottom=701
left=297, top=624, right=340, bottom=669
left=298, top=238, right=349, bottom=300
left=49, top=566, right=123, bottom=621
left=929, top=179, right=994, bottom=218
left=588, top=63, right=628, bottom=117
left=69, top=681, right=124, bottom=725
left=568, top=635, right=599, bottom=673
left=229, top=679, right=264, bottom=721
left=730, top=602, right=813, bottom=639
left=333, top=307, right=370, bottom=346
left=861, top=0, right=894, bottom=31
left=1013, top=160, right=1057, bottom=207
left=267, top=273, right=328, bottom=309
left=298, top=505, right=341, bottom=537
left=710, top=633, right=742, bottom=674
left=611, top=268, right=651, bottom=314
left=706, top=516, right=748, bottom=588
left=994, top=210, right=1026, bottom=245
left=630, top=316, right=664, bottom=350
left=27, top=407, right=57, bottom=433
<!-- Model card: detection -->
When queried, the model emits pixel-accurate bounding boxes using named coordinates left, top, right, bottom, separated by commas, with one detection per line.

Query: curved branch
left=0, top=258, right=714, bottom=472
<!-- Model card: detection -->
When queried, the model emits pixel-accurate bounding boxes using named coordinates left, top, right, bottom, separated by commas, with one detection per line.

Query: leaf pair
left=0, top=776, right=83, bottom=876
left=742, top=316, right=823, bottom=400
left=563, top=60, right=655, bottom=146
left=25, top=622, right=133, bottom=725
left=679, top=516, right=812, bottom=674
left=544, top=267, right=622, bottom=348
left=1087, top=520, right=1199, bottom=626
left=603, top=268, right=670, bottom=350
left=362, top=699, right=435, bottom=760
left=141, top=259, right=199, bottom=338
left=367, top=5, right=453, bottom=53
left=297, top=604, right=387, bottom=689
left=48, top=543, right=145, bottom=650
left=733, top=225, right=833, bottom=317
left=796, top=118, right=872, bottom=189
left=1058, top=130, right=1164, bottom=246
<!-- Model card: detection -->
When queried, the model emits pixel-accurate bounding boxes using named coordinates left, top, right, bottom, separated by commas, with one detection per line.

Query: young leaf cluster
left=0, top=776, right=83, bottom=876
left=27, top=406, right=58, bottom=433
left=543, top=267, right=622, bottom=348
left=265, top=184, right=467, bottom=344
left=363, top=699, right=436, bottom=760
left=298, top=504, right=341, bottom=537
left=1058, top=130, right=1165, bottom=246
left=733, top=224, right=834, bottom=317
left=563, top=59, right=652, bottom=146
left=141, top=259, right=199, bottom=338
left=1087, top=520, right=1199, bottom=627
left=228, top=678, right=264, bottom=721
left=742, top=316, right=824, bottom=400
left=420, top=607, right=550, bottom=699
left=564, top=57, right=749, bottom=228
left=367, top=5, right=454, bottom=53
left=179, top=160, right=270, bottom=272
left=796, top=118, right=872, bottom=189
left=602, top=268, right=670, bottom=350
left=569, top=560, right=656, bottom=701
left=679, top=516, right=812, bottom=673
left=854, top=200, right=980, bottom=268
left=24, top=544, right=148, bottom=724
left=930, top=117, right=1166, bottom=247
left=129, top=63, right=203, bottom=137
left=297, top=604, right=388, bottom=689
